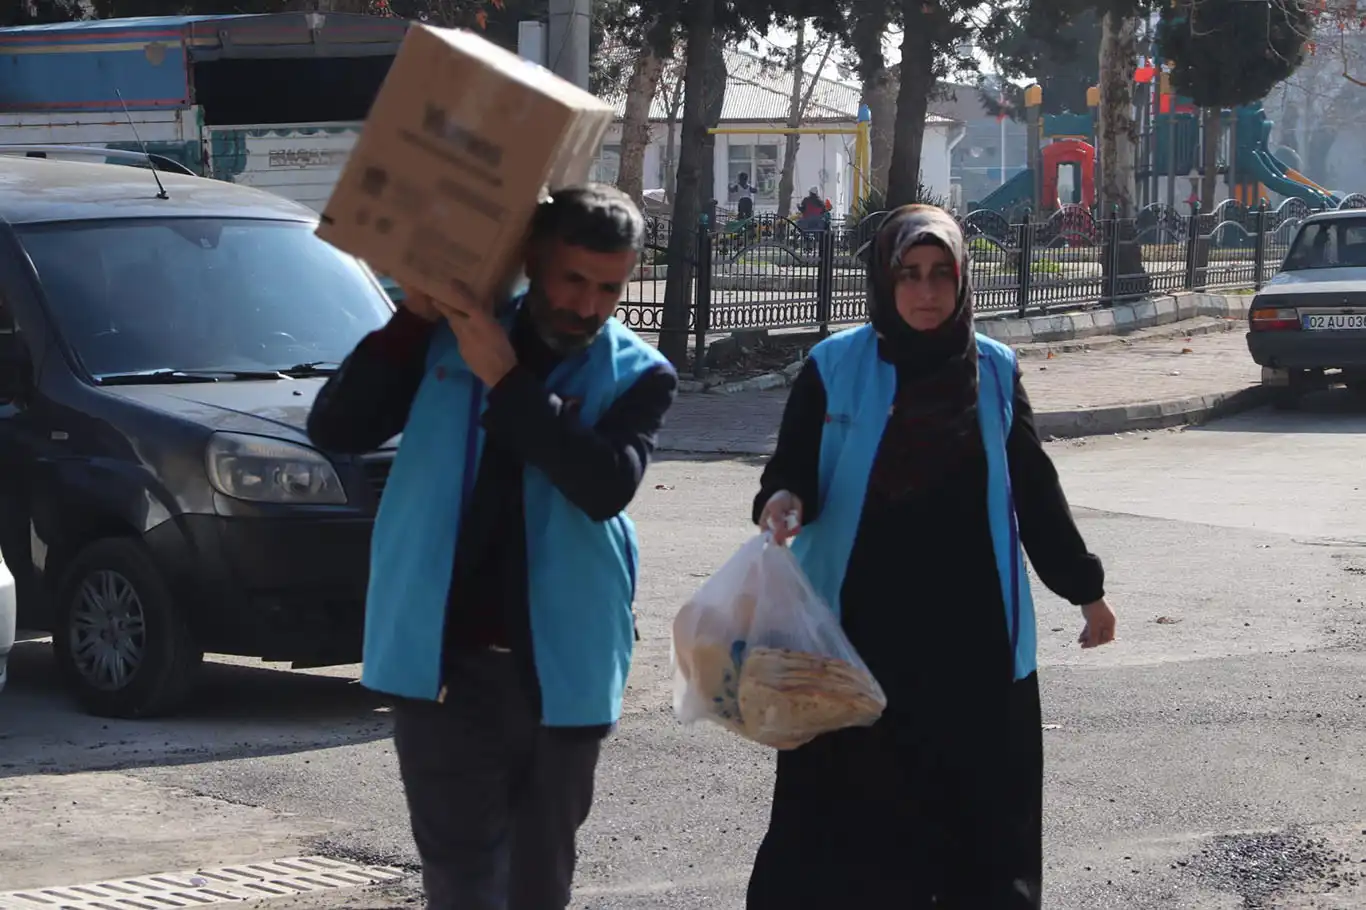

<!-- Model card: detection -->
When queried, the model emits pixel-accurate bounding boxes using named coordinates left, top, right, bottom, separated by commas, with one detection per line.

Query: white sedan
left=0, top=555, right=13, bottom=692
left=1246, top=209, right=1366, bottom=408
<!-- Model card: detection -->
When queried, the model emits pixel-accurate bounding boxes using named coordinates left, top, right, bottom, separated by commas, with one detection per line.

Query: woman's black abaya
left=745, top=206, right=1105, bottom=909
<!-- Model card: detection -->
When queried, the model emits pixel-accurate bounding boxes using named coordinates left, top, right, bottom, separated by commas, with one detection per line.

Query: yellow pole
left=855, top=119, right=870, bottom=203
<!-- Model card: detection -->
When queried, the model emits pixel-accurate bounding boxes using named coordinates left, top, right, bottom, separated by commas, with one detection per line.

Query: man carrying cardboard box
left=307, top=185, right=678, bottom=910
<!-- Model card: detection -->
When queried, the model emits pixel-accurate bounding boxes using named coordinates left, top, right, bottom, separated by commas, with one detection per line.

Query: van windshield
left=17, top=218, right=393, bottom=381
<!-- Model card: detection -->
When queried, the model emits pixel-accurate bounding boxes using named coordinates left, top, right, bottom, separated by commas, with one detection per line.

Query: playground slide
left=1243, top=148, right=1337, bottom=209
left=974, top=168, right=1033, bottom=215
left=1234, top=104, right=1342, bottom=208
left=1283, top=167, right=1339, bottom=202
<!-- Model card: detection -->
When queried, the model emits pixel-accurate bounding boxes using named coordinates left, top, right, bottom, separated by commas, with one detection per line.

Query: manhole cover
left=0, top=855, right=404, bottom=909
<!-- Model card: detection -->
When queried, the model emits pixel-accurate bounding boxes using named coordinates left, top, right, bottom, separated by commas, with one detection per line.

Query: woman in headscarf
left=745, top=205, right=1117, bottom=909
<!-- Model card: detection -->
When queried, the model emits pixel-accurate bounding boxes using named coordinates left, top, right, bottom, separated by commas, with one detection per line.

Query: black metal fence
left=616, top=195, right=1366, bottom=370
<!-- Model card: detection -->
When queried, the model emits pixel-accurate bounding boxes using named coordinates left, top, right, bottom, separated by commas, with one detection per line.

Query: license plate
left=1303, top=313, right=1366, bottom=330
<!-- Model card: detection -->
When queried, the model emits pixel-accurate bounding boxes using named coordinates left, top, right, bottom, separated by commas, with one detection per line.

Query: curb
left=1012, top=315, right=1238, bottom=357
left=679, top=290, right=1253, bottom=396
left=659, top=385, right=1271, bottom=457
left=677, top=359, right=804, bottom=395
left=1033, top=385, right=1271, bottom=440
left=977, top=290, right=1253, bottom=346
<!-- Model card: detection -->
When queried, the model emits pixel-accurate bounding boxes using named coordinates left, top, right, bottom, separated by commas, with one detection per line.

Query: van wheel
left=52, top=538, right=203, bottom=719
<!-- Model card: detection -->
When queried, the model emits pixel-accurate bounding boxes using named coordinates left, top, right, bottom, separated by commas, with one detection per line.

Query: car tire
left=52, top=538, right=203, bottom=719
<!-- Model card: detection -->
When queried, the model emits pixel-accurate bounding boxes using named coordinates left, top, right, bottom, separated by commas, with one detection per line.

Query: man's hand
left=430, top=296, right=518, bottom=388
left=1078, top=598, right=1117, bottom=649
left=398, top=286, right=442, bottom=323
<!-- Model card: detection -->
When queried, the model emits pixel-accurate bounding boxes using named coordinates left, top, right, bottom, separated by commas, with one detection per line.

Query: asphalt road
left=4, top=393, right=1366, bottom=909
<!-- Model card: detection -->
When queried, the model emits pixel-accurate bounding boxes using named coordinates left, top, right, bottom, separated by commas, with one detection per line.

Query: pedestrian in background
left=307, top=185, right=678, bottom=910
left=746, top=204, right=1117, bottom=909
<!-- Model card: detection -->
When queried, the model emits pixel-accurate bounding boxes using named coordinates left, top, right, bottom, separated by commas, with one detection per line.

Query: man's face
left=526, top=237, right=637, bottom=353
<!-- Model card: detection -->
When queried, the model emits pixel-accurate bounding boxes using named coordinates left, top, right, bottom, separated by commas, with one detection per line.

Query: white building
left=593, top=50, right=963, bottom=215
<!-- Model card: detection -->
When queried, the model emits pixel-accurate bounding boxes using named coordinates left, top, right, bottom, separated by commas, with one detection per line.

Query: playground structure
left=968, top=74, right=1344, bottom=221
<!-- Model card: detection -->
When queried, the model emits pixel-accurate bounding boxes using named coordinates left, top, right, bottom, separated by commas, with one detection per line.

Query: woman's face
left=893, top=242, right=959, bottom=332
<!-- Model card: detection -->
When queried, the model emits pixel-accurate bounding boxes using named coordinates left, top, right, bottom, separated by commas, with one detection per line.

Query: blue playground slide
left=1236, top=105, right=1341, bottom=208
left=1242, top=148, right=1336, bottom=209
left=971, top=168, right=1033, bottom=215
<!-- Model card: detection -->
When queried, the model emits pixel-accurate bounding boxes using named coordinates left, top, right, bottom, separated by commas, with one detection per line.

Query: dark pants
left=392, top=650, right=601, bottom=910
left=746, top=672, right=1043, bottom=910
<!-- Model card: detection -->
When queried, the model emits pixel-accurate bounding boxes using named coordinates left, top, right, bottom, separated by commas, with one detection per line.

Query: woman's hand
left=759, top=490, right=803, bottom=546
left=1078, top=598, right=1117, bottom=649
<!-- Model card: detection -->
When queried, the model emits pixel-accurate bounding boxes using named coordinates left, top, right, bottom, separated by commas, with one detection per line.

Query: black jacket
left=753, top=359, right=1104, bottom=713
left=307, top=306, right=678, bottom=730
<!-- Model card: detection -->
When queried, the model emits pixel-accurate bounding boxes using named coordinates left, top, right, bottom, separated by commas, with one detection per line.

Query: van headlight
left=205, top=432, right=347, bottom=505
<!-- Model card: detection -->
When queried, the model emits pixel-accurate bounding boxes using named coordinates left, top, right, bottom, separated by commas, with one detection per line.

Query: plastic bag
left=670, top=533, right=887, bottom=750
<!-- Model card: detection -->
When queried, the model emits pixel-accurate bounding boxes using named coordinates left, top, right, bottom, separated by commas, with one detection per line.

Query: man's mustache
left=545, top=311, right=603, bottom=335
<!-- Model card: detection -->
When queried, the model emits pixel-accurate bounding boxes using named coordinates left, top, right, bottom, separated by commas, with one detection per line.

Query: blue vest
left=361, top=307, right=671, bottom=725
left=789, top=325, right=1038, bottom=680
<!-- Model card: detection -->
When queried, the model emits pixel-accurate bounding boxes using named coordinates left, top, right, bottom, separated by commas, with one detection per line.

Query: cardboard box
left=317, top=24, right=615, bottom=308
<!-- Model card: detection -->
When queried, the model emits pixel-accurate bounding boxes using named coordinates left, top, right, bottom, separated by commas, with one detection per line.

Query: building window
left=655, top=145, right=672, bottom=191
left=591, top=144, right=621, bottom=185
left=727, top=143, right=779, bottom=203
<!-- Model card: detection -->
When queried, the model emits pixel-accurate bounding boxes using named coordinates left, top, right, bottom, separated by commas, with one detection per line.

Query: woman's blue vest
left=361, top=310, right=670, bottom=725
left=788, top=325, right=1039, bottom=680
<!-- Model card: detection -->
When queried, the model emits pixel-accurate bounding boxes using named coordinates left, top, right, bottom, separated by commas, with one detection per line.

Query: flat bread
left=735, top=646, right=886, bottom=749
left=738, top=677, right=884, bottom=749
left=673, top=596, right=886, bottom=749
left=742, top=648, right=884, bottom=697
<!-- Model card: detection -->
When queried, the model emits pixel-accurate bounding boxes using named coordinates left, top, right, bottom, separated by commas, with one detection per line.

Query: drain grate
left=0, top=855, right=405, bottom=910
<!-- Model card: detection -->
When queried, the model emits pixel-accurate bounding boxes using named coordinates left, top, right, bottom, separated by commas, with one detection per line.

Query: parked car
left=0, top=554, right=13, bottom=693
left=0, top=153, right=397, bottom=717
left=1247, top=210, right=1366, bottom=408
left=377, top=274, right=405, bottom=304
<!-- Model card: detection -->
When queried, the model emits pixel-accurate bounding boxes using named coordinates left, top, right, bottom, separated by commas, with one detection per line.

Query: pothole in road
left=1180, top=829, right=1358, bottom=908
left=0, top=856, right=404, bottom=910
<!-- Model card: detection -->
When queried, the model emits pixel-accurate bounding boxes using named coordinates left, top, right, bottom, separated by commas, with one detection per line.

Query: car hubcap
left=69, top=570, right=147, bottom=691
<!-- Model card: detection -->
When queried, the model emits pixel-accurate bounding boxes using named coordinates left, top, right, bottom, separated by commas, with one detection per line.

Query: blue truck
left=0, top=12, right=408, bottom=212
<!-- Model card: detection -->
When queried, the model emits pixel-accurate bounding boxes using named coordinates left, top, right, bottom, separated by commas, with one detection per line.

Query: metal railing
left=616, top=195, right=1366, bottom=374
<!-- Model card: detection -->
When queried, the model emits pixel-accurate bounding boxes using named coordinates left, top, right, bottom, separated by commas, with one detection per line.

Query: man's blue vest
left=361, top=308, right=670, bottom=725
left=788, top=325, right=1039, bottom=680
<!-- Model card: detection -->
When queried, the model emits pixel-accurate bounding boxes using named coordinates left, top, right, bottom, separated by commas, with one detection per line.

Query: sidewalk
left=659, top=327, right=1263, bottom=455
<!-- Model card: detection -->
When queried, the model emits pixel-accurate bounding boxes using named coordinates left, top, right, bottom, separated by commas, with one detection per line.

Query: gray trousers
left=393, top=650, right=601, bottom=910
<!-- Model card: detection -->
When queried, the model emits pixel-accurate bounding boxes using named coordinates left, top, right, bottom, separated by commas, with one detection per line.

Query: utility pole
left=547, top=0, right=590, bottom=91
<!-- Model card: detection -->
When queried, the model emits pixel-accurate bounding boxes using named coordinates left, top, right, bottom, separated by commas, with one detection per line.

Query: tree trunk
left=1097, top=11, right=1148, bottom=297
left=864, top=69, right=896, bottom=200
left=885, top=8, right=934, bottom=209
left=1097, top=13, right=1138, bottom=218
left=776, top=22, right=808, bottom=219
left=617, top=48, right=665, bottom=204
left=698, top=35, right=728, bottom=226
left=777, top=30, right=835, bottom=219
left=662, top=71, right=684, bottom=204
left=1200, top=106, right=1220, bottom=213
left=848, top=6, right=892, bottom=206
left=658, top=0, right=714, bottom=367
